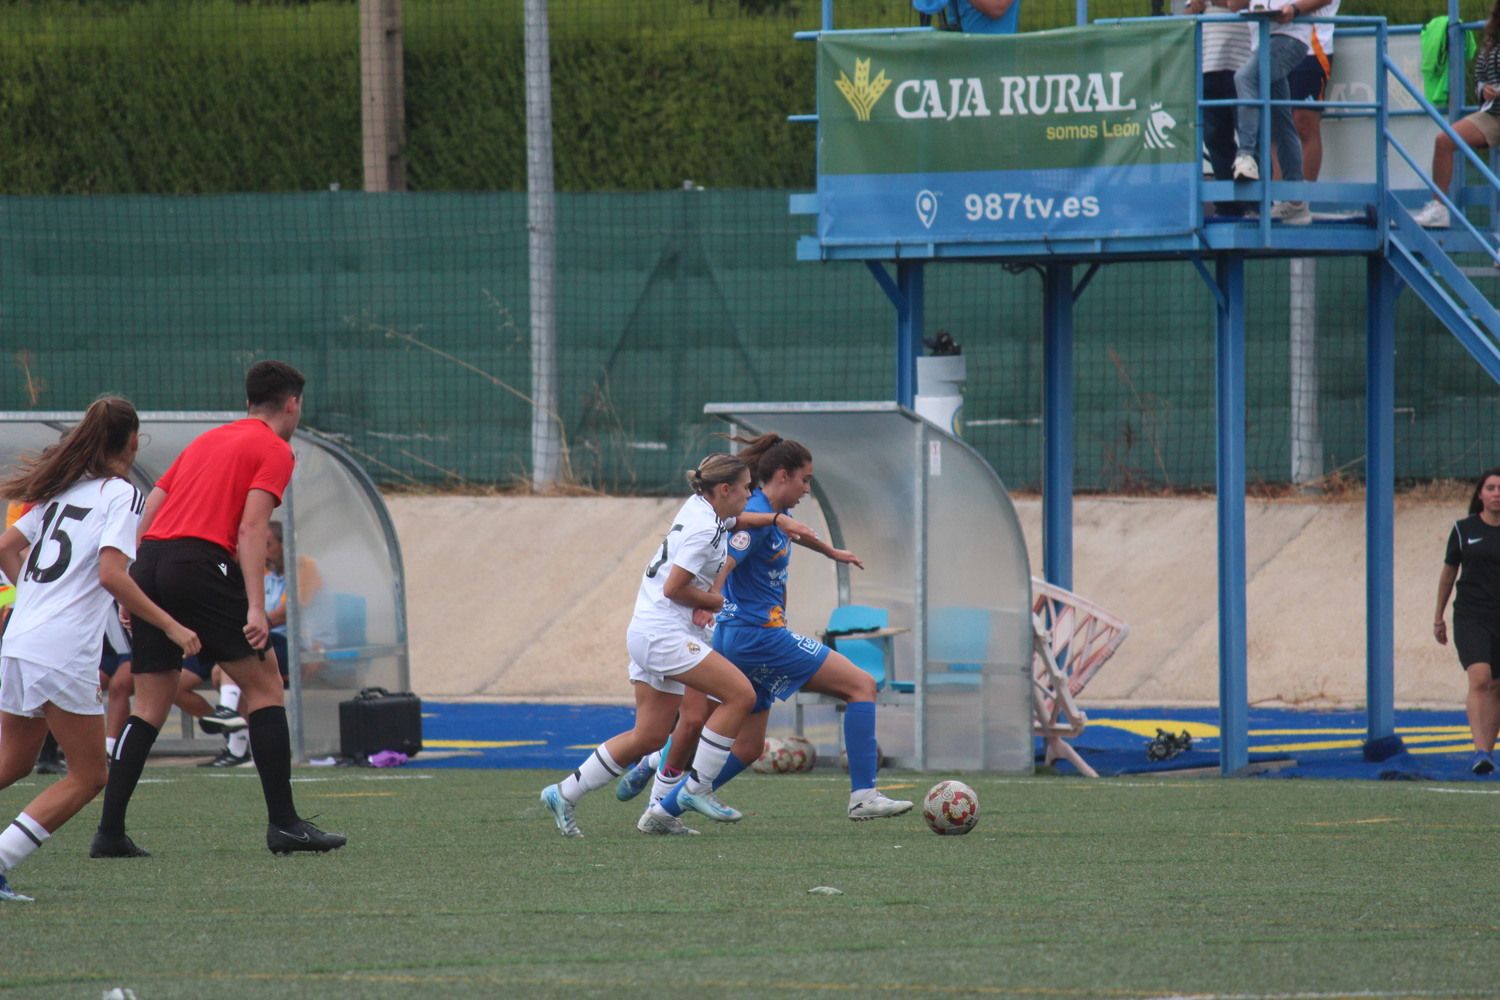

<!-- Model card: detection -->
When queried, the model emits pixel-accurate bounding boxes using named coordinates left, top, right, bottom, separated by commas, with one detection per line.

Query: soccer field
left=3, top=765, right=1495, bottom=999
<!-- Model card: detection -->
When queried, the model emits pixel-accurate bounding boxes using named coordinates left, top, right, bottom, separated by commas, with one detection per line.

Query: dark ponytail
left=731, top=432, right=813, bottom=488
left=0, top=396, right=139, bottom=503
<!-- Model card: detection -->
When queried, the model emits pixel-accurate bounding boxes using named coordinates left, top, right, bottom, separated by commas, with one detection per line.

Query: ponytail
left=730, top=432, right=813, bottom=488
left=0, top=396, right=140, bottom=503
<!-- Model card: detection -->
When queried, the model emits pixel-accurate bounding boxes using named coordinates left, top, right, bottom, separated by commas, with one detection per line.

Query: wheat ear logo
left=835, top=58, right=892, bottom=122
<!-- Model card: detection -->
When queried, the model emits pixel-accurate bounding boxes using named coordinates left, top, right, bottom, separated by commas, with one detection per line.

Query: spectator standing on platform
left=1186, top=0, right=1254, bottom=216
left=1433, top=467, right=1500, bottom=776
left=1228, top=0, right=1334, bottom=224
left=1289, top=0, right=1338, bottom=181
left=946, top=0, right=1019, bottom=35
left=1413, top=1, right=1500, bottom=228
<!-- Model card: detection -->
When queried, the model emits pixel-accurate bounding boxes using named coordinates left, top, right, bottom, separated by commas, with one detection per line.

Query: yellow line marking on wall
left=423, top=739, right=546, bottom=749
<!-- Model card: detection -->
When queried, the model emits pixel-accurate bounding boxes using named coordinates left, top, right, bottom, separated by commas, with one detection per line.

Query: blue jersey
left=716, top=490, right=792, bottom=630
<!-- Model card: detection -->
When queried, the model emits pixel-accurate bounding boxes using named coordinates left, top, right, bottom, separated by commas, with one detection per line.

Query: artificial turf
left=3, top=765, right=1496, bottom=998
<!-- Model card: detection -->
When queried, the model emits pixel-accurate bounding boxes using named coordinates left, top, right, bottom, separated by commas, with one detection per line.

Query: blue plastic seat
left=925, top=606, right=990, bottom=688
left=826, top=604, right=890, bottom=689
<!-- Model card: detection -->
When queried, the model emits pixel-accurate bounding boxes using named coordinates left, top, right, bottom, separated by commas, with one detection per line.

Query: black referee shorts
left=1452, top=615, right=1500, bottom=678
left=130, top=538, right=260, bottom=673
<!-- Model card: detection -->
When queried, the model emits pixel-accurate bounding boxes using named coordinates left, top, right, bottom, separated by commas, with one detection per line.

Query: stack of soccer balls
left=922, top=779, right=979, bottom=835
left=751, top=736, right=817, bottom=773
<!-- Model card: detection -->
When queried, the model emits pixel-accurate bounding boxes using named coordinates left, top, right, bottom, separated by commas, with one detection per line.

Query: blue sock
left=659, top=776, right=686, bottom=816
left=712, top=752, right=750, bottom=791
left=844, top=701, right=878, bottom=792
left=656, top=735, right=672, bottom=770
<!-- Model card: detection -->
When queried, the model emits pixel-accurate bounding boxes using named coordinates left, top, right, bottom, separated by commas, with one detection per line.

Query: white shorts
left=627, top=658, right=685, bottom=696
left=626, top=625, right=714, bottom=691
left=0, top=656, right=105, bottom=718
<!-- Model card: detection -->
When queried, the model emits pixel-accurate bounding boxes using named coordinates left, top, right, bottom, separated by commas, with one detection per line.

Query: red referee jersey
left=145, top=418, right=294, bottom=556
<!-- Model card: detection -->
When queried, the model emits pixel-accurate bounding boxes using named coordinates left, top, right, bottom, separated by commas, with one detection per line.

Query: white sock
left=644, top=749, right=662, bottom=770
left=558, top=744, right=623, bottom=803
left=0, top=813, right=49, bottom=873
left=104, top=736, right=116, bottom=756
left=684, top=727, right=734, bottom=794
left=219, top=684, right=242, bottom=713
left=649, top=768, right=684, bottom=804
left=228, top=730, right=250, bottom=757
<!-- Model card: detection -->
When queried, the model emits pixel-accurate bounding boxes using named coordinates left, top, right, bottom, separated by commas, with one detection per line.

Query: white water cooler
left=914, top=354, right=966, bottom=436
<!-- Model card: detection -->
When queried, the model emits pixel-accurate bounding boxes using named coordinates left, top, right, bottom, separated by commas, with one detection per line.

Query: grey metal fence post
left=525, top=0, right=561, bottom=488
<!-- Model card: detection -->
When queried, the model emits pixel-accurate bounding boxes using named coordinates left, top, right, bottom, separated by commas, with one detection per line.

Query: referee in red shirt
left=92, top=361, right=345, bottom=857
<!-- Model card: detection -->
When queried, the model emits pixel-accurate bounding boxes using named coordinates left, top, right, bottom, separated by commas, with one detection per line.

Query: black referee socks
left=97, top=715, right=159, bottom=837
left=247, top=706, right=299, bottom=829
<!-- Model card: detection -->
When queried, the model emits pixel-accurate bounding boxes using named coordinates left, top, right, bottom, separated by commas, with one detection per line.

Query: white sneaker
left=637, top=805, right=700, bottom=836
left=1231, top=154, right=1259, bottom=181
left=1271, top=200, right=1312, bottom=225
left=540, top=783, right=582, bottom=838
left=1411, top=199, right=1450, bottom=229
left=848, top=790, right=914, bottom=821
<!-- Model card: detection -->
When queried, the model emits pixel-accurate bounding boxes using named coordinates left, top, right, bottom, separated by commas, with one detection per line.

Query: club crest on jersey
left=730, top=531, right=751, bottom=551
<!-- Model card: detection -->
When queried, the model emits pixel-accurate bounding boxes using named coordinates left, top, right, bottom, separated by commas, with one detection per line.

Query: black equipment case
left=338, top=687, right=423, bottom=759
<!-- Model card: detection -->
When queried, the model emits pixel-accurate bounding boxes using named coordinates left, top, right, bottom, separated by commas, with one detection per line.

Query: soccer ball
left=922, top=780, right=979, bottom=836
left=752, top=737, right=787, bottom=774
left=782, top=735, right=816, bottom=773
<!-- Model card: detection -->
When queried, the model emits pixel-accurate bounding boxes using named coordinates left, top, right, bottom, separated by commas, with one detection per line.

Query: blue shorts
left=1288, top=52, right=1329, bottom=104
left=714, top=625, right=830, bottom=713
left=99, top=649, right=131, bottom=679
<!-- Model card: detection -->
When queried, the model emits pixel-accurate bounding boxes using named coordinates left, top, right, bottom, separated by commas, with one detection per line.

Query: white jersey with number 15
left=2, top=477, right=143, bottom=679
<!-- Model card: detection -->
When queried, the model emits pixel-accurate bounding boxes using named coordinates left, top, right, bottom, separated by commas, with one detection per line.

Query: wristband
left=773, top=512, right=782, bottom=528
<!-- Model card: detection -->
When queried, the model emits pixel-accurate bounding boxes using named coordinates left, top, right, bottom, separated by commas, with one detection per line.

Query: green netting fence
left=1, top=0, right=1495, bottom=492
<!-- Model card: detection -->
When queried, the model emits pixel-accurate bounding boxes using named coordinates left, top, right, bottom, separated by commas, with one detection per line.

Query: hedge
left=0, top=0, right=1486, bottom=195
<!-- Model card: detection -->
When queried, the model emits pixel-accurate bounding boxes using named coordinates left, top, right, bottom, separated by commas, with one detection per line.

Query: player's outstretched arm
left=99, top=547, right=201, bottom=656
left=791, top=531, right=865, bottom=571
left=735, top=510, right=816, bottom=541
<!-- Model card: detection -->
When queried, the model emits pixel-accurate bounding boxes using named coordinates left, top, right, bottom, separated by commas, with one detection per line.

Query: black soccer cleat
left=267, top=818, right=347, bottom=855
left=198, top=706, right=248, bottom=735
left=198, top=747, right=252, bottom=768
left=89, top=830, right=151, bottom=859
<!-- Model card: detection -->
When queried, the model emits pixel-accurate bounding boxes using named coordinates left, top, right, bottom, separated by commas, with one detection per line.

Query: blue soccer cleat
left=0, top=874, right=33, bottom=903
left=676, top=787, right=743, bottom=823
left=540, top=783, right=583, bottom=838
left=616, top=758, right=656, bottom=802
left=1472, top=751, right=1495, bottom=776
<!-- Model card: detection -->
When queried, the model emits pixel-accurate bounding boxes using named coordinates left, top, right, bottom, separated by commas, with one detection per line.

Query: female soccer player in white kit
left=539, top=453, right=811, bottom=837
left=0, top=397, right=201, bottom=901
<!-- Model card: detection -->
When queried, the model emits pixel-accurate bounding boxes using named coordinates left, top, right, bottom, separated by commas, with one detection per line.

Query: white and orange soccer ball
left=922, top=780, right=979, bottom=836
left=782, top=735, right=816, bottom=773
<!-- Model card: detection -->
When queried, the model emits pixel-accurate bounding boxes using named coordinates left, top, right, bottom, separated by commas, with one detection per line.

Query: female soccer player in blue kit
left=639, top=433, right=912, bottom=827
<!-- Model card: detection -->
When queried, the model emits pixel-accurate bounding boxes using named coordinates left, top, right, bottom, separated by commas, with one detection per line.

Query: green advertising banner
left=816, top=22, right=1200, bottom=245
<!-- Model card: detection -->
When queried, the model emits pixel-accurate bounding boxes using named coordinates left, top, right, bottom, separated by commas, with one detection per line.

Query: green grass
left=3, top=766, right=1497, bottom=998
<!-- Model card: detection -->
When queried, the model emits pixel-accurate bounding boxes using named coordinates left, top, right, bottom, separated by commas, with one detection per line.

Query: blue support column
left=1043, top=264, right=1075, bottom=591
left=1364, top=254, right=1403, bottom=759
left=896, top=261, right=924, bottom=409
left=1215, top=256, right=1249, bottom=775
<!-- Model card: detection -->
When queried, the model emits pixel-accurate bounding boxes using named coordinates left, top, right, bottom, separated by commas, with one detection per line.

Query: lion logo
left=1143, top=102, right=1177, bottom=150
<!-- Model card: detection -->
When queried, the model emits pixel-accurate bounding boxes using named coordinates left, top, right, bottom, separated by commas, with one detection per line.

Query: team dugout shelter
left=708, top=402, right=1034, bottom=774
left=0, top=411, right=410, bottom=761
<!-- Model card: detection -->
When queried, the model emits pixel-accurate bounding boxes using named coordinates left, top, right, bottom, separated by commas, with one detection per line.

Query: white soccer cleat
left=848, top=790, right=914, bottom=821
left=676, top=787, right=743, bottom=823
left=1411, top=199, right=1450, bottom=229
left=0, top=874, right=33, bottom=903
left=637, top=805, right=700, bottom=836
left=540, top=783, right=582, bottom=838
left=1231, top=153, right=1259, bottom=181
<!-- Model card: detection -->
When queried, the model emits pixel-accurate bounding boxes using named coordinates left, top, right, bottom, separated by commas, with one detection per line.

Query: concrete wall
left=389, top=492, right=1470, bottom=709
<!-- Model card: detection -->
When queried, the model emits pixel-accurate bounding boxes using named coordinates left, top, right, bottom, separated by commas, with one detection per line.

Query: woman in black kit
left=1434, top=467, right=1500, bottom=775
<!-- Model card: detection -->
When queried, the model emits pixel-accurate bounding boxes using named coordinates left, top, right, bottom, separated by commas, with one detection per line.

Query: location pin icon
left=915, top=189, right=938, bottom=230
